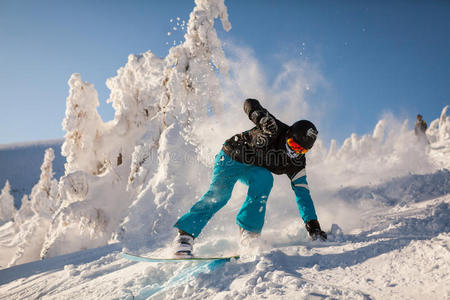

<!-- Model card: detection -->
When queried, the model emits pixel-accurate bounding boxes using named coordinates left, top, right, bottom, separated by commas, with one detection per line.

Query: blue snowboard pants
left=174, top=150, right=273, bottom=238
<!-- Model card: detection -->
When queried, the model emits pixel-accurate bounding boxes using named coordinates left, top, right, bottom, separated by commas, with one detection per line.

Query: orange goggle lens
left=287, top=138, right=309, bottom=154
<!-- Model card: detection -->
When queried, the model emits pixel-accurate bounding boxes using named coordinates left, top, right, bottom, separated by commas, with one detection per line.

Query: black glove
left=305, top=220, right=327, bottom=241
left=259, top=113, right=278, bottom=135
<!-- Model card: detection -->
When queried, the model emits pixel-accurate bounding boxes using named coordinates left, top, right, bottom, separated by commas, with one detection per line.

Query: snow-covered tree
left=428, top=106, right=450, bottom=143
left=38, top=0, right=232, bottom=256
left=62, top=74, right=106, bottom=174
left=30, top=148, right=59, bottom=217
left=14, top=195, right=34, bottom=225
left=438, top=106, right=450, bottom=141
left=0, top=180, right=15, bottom=224
left=7, top=148, right=60, bottom=266
left=117, top=0, right=231, bottom=245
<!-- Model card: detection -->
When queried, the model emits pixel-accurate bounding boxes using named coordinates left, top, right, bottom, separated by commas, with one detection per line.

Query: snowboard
left=121, top=252, right=240, bottom=263
left=122, top=252, right=239, bottom=298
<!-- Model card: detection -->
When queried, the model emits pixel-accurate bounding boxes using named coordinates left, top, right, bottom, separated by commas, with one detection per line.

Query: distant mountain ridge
left=0, top=140, right=66, bottom=208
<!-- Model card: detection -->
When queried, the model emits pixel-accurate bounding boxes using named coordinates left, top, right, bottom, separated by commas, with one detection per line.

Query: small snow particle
left=167, top=32, right=172, bottom=36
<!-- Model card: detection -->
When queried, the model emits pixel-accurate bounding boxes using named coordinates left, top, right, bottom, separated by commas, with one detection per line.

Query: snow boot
left=173, top=230, right=195, bottom=257
left=239, top=227, right=260, bottom=248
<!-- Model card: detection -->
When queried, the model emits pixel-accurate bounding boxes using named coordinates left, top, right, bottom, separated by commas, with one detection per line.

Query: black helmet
left=287, top=120, right=318, bottom=149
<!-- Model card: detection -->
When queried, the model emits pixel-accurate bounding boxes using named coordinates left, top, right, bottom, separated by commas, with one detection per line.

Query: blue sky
left=1, top=0, right=449, bottom=145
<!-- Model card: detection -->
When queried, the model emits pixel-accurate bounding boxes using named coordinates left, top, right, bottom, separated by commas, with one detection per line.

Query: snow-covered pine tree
left=14, top=195, right=33, bottom=225
left=427, top=106, right=449, bottom=143
left=8, top=148, right=60, bottom=266
left=62, top=74, right=106, bottom=175
left=0, top=180, right=15, bottom=224
left=30, top=148, right=59, bottom=217
left=438, top=106, right=449, bottom=142
left=40, top=0, right=232, bottom=254
left=117, top=0, right=231, bottom=245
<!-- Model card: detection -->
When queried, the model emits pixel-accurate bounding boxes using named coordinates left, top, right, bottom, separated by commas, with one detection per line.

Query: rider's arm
left=289, top=169, right=318, bottom=222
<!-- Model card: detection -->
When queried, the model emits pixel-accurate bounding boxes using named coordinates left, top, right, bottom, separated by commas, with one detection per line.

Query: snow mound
left=337, top=169, right=450, bottom=206
left=2, top=196, right=447, bottom=299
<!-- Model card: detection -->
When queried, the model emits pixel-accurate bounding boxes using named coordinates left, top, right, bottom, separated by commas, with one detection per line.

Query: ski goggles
left=286, top=138, right=309, bottom=154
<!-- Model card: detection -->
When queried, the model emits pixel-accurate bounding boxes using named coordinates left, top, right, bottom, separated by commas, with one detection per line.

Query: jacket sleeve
left=290, top=169, right=318, bottom=222
left=243, top=98, right=270, bottom=126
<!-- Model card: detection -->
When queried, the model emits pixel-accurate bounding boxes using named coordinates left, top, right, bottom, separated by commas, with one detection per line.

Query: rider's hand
left=305, top=220, right=327, bottom=241
left=259, top=113, right=278, bottom=135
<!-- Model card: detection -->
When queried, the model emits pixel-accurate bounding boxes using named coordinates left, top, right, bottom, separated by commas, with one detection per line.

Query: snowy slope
left=0, top=192, right=448, bottom=299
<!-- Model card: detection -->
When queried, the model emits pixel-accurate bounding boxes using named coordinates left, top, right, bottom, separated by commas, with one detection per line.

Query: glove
left=259, top=113, right=278, bottom=135
left=305, top=220, right=327, bottom=241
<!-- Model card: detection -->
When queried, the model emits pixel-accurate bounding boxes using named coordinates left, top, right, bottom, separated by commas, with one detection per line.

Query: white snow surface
left=1, top=0, right=450, bottom=299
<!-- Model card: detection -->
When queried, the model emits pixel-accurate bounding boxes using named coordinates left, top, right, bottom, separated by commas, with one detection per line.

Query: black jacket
left=222, top=99, right=305, bottom=179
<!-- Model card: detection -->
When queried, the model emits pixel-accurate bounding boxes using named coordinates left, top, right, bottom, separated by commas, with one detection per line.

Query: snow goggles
left=287, top=138, right=309, bottom=154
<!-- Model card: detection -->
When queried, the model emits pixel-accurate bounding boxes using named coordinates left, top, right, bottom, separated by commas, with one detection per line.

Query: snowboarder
left=415, top=114, right=427, bottom=135
left=414, top=114, right=428, bottom=143
left=173, top=98, right=327, bottom=256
